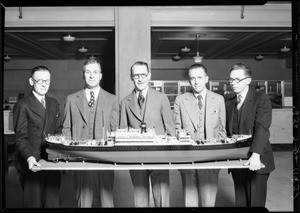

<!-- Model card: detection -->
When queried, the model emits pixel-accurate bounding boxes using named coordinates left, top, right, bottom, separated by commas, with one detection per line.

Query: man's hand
left=27, top=156, right=41, bottom=171
left=243, top=152, right=262, bottom=171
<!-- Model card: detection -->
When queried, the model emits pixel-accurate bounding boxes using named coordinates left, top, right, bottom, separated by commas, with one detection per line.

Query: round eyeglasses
left=131, top=73, right=148, bottom=80
left=228, top=77, right=249, bottom=84
left=32, top=78, right=51, bottom=85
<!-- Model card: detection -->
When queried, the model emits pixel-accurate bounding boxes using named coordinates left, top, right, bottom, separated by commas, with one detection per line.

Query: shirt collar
left=32, top=90, right=45, bottom=102
left=193, top=88, right=207, bottom=100
left=136, top=87, right=148, bottom=98
left=237, top=86, right=249, bottom=100
left=85, top=86, right=100, bottom=99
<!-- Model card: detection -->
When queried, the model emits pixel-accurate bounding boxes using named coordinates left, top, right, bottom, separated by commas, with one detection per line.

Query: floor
left=5, top=151, right=293, bottom=211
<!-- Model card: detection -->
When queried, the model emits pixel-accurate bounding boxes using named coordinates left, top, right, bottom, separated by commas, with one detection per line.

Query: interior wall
left=3, top=59, right=118, bottom=113
left=151, top=58, right=292, bottom=81
left=3, top=58, right=292, bottom=111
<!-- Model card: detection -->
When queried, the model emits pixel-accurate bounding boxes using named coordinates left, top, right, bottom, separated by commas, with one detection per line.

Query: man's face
left=188, top=67, right=208, bottom=94
left=29, top=70, right=51, bottom=96
left=131, top=64, right=150, bottom=91
left=229, top=69, right=251, bottom=94
left=83, top=63, right=102, bottom=89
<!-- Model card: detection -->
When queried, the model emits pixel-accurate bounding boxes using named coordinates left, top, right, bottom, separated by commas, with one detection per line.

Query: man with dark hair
left=173, top=63, right=226, bottom=207
left=225, top=62, right=275, bottom=207
left=62, top=58, right=119, bottom=207
left=13, top=66, right=62, bottom=207
left=120, top=61, right=175, bottom=207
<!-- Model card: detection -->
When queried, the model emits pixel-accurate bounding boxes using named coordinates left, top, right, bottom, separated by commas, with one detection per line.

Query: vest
left=84, top=95, right=100, bottom=139
left=232, top=102, right=244, bottom=134
left=196, top=96, right=206, bottom=140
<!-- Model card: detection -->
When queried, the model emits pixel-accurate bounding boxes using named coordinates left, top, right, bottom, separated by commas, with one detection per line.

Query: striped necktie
left=88, top=91, right=95, bottom=108
left=138, top=92, right=144, bottom=109
left=41, top=96, right=46, bottom=108
left=197, top=95, right=203, bottom=110
left=237, top=95, right=242, bottom=110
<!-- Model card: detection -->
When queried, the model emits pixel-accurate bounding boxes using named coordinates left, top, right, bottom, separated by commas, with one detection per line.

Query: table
left=32, top=159, right=264, bottom=172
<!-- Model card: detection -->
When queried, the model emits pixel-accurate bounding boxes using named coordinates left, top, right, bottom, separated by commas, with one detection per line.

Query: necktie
left=88, top=91, right=95, bottom=108
left=138, top=92, right=144, bottom=109
left=197, top=95, right=203, bottom=110
left=237, top=95, right=242, bottom=110
left=41, top=96, right=46, bottom=108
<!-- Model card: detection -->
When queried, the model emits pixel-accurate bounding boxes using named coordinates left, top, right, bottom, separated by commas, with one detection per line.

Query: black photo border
left=0, top=0, right=297, bottom=213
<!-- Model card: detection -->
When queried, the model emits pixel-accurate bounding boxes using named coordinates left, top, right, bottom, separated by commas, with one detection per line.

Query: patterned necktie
left=88, top=91, right=95, bottom=108
left=41, top=96, right=46, bottom=108
left=197, top=95, right=203, bottom=110
left=138, top=92, right=144, bottom=109
left=237, top=95, right=242, bottom=110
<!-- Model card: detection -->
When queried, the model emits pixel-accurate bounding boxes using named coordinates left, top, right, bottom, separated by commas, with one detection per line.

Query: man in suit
left=62, top=58, right=119, bottom=207
left=225, top=62, right=275, bottom=207
left=13, top=66, right=62, bottom=207
left=173, top=64, right=226, bottom=207
left=120, top=61, right=175, bottom=207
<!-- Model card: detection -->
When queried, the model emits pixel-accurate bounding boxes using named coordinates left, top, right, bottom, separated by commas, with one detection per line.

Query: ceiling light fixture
left=280, top=46, right=290, bottom=53
left=78, top=47, right=88, bottom=53
left=4, top=55, right=12, bottom=62
left=172, top=54, right=181, bottom=62
left=193, top=34, right=203, bottom=63
left=255, top=54, right=264, bottom=61
left=63, top=34, right=76, bottom=42
left=181, top=46, right=190, bottom=53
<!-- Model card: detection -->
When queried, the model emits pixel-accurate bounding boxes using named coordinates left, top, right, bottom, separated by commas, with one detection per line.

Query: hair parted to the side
left=188, top=64, right=208, bottom=75
left=230, top=62, right=252, bottom=77
left=130, top=61, right=150, bottom=75
left=83, top=57, right=101, bottom=71
left=31, top=66, right=50, bottom=77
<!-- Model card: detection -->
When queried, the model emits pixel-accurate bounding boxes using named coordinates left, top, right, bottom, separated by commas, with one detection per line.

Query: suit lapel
left=75, top=89, right=88, bottom=125
left=95, top=89, right=106, bottom=129
left=226, top=94, right=236, bottom=136
left=183, top=92, right=198, bottom=131
left=205, top=91, right=214, bottom=136
left=43, top=96, right=52, bottom=133
left=144, top=88, right=155, bottom=122
left=128, top=90, right=143, bottom=122
left=29, top=92, right=46, bottom=120
left=239, top=89, right=253, bottom=130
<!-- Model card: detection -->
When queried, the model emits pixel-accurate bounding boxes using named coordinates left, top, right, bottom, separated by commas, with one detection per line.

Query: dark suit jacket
left=62, top=88, right=119, bottom=140
left=225, top=89, right=275, bottom=174
left=120, top=87, right=175, bottom=136
left=13, top=92, right=62, bottom=173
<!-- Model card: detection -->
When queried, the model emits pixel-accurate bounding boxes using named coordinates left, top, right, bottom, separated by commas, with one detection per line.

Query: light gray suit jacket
left=62, top=88, right=119, bottom=140
left=173, top=90, right=226, bottom=141
left=120, top=87, right=175, bottom=136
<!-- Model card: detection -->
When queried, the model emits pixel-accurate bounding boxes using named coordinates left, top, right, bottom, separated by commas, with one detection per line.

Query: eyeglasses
left=32, top=78, right=51, bottom=85
left=131, top=73, right=148, bottom=80
left=84, top=70, right=101, bottom=75
left=228, top=77, right=249, bottom=84
left=189, top=77, right=202, bottom=82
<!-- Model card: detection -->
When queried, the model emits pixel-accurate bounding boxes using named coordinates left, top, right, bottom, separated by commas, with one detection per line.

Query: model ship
left=45, top=127, right=252, bottom=163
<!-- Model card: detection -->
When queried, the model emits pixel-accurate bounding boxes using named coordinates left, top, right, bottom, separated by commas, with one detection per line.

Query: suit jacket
left=120, top=87, right=175, bottom=136
left=13, top=92, right=62, bottom=173
left=62, top=88, right=119, bottom=140
left=225, top=89, right=275, bottom=174
left=173, top=90, right=226, bottom=141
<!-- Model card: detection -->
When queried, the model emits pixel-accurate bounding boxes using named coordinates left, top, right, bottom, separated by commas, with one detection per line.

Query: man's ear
left=147, top=72, right=151, bottom=81
left=29, top=77, right=34, bottom=86
left=247, top=77, right=252, bottom=85
left=205, top=75, right=209, bottom=84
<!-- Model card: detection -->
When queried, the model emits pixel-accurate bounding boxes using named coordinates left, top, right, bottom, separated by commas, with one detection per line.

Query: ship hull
left=46, top=139, right=250, bottom=163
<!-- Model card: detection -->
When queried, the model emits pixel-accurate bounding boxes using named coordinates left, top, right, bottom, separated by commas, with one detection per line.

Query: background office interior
left=2, top=2, right=294, bottom=211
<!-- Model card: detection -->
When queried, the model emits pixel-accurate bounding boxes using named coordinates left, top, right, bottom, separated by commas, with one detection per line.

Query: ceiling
left=4, top=26, right=292, bottom=62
